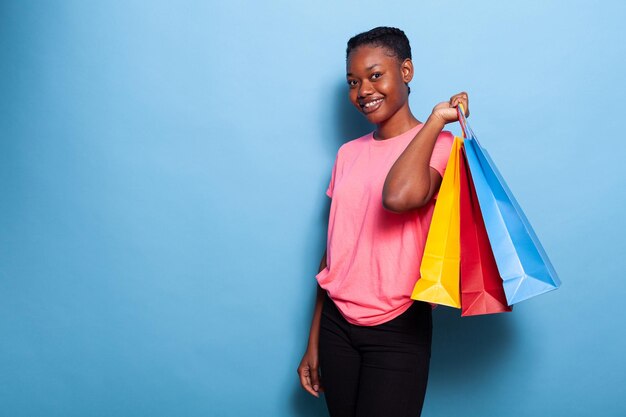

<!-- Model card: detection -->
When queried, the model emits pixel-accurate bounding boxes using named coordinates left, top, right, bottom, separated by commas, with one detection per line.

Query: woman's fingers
left=460, top=91, right=469, bottom=117
left=310, top=367, right=323, bottom=393
left=449, top=91, right=470, bottom=117
left=298, top=364, right=320, bottom=397
left=431, top=91, right=470, bottom=124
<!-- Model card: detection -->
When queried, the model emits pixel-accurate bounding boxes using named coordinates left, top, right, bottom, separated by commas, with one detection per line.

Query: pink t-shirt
left=315, top=123, right=455, bottom=326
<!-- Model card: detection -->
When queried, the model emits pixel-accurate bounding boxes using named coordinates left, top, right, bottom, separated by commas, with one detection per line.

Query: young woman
left=297, top=26, right=470, bottom=417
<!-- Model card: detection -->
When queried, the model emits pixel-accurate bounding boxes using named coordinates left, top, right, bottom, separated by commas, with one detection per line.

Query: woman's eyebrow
left=347, top=63, right=381, bottom=76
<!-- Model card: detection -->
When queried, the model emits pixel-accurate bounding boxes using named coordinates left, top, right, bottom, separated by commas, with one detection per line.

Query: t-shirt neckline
left=369, top=123, right=424, bottom=146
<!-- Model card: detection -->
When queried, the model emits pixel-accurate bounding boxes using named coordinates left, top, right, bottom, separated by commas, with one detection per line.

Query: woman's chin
left=364, top=112, right=387, bottom=125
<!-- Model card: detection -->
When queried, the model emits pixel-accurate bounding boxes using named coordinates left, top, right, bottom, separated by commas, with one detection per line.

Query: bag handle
left=457, top=103, right=475, bottom=140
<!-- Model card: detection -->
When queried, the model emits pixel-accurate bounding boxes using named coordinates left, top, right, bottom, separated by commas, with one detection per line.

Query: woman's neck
left=373, top=105, right=422, bottom=140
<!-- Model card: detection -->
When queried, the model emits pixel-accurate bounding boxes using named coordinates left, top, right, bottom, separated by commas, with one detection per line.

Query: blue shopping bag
left=457, top=104, right=561, bottom=304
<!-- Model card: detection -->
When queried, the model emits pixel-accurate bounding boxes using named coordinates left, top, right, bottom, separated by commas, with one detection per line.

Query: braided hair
left=346, top=27, right=413, bottom=94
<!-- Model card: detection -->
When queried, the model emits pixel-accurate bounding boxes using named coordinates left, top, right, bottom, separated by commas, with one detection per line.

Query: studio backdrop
left=1, top=1, right=625, bottom=416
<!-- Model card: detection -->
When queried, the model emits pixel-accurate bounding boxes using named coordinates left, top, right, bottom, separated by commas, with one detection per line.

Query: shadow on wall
left=314, top=79, right=374, bottom=154
left=332, top=80, right=374, bottom=147
left=429, top=306, right=519, bottom=388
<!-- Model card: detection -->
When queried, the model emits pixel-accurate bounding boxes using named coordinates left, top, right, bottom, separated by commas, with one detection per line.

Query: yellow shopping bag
left=411, top=136, right=463, bottom=308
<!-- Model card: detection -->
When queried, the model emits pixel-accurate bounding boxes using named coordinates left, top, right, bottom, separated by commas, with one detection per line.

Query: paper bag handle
left=457, top=103, right=475, bottom=140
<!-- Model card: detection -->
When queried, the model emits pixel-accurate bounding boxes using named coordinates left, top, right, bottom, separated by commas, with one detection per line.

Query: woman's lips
left=362, top=98, right=383, bottom=114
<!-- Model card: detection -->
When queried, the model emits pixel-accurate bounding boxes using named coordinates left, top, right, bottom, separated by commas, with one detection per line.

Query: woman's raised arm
left=382, top=92, right=469, bottom=212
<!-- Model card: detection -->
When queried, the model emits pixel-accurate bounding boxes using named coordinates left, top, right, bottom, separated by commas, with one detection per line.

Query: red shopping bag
left=459, top=145, right=512, bottom=317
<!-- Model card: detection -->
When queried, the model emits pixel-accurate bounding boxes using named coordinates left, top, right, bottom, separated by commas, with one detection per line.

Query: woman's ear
left=401, top=58, right=414, bottom=84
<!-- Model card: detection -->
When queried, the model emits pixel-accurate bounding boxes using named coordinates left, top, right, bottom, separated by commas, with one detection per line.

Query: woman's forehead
left=346, top=45, right=398, bottom=74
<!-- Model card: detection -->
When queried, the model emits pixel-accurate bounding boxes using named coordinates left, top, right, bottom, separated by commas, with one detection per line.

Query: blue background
left=1, top=1, right=625, bottom=416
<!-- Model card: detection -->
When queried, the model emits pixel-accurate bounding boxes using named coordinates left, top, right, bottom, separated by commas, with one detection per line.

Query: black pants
left=319, top=292, right=432, bottom=417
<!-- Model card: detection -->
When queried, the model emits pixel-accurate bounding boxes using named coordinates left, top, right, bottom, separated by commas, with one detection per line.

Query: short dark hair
left=346, top=26, right=412, bottom=94
left=346, top=26, right=411, bottom=61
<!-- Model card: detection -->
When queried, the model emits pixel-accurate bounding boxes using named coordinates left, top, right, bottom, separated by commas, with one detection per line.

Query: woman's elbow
left=382, top=192, right=428, bottom=213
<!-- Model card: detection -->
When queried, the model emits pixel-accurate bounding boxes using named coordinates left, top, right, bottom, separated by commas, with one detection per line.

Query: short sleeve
left=325, top=152, right=339, bottom=198
left=429, top=130, right=455, bottom=178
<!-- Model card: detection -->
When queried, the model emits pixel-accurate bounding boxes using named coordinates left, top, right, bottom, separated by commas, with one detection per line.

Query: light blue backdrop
left=1, top=1, right=625, bottom=416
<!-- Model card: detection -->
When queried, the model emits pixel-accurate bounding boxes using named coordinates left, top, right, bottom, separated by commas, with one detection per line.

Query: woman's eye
left=347, top=80, right=357, bottom=87
left=371, top=72, right=382, bottom=79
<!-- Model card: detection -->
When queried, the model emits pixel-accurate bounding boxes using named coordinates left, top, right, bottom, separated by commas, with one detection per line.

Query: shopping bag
left=458, top=104, right=561, bottom=305
left=459, top=144, right=512, bottom=316
left=411, top=136, right=463, bottom=308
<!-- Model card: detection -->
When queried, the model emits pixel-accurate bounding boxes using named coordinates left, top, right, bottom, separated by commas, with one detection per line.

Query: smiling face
left=346, top=45, right=413, bottom=125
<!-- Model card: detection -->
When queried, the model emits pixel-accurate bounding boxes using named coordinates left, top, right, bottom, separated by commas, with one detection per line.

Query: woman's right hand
left=430, top=91, right=470, bottom=125
left=297, top=347, right=323, bottom=398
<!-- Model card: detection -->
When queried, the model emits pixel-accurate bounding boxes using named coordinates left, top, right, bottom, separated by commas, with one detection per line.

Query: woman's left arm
left=382, top=92, right=469, bottom=212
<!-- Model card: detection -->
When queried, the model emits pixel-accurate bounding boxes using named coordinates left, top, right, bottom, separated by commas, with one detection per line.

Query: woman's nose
left=358, top=80, right=374, bottom=97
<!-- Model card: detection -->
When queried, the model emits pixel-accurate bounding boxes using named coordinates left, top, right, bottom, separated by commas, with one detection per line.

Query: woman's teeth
left=365, top=99, right=383, bottom=108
